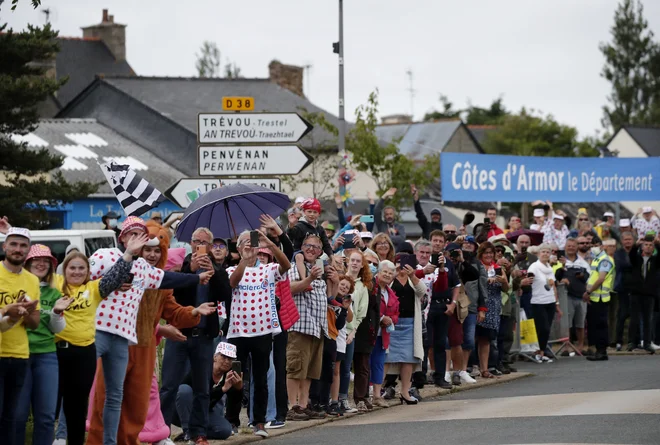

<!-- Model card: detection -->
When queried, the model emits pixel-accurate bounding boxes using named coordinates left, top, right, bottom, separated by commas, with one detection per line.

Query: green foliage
left=9, top=0, right=41, bottom=11
left=281, top=109, right=338, bottom=200
left=600, top=0, right=660, bottom=130
left=465, top=97, right=509, bottom=125
left=423, top=94, right=461, bottom=121
left=195, top=41, right=242, bottom=79
left=0, top=23, right=99, bottom=229
left=347, top=90, right=439, bottom=209
left=482, top=108, right=600, bottom=158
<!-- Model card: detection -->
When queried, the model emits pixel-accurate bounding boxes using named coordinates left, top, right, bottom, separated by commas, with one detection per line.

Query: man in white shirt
left=557, top=238, right=590, bottom=352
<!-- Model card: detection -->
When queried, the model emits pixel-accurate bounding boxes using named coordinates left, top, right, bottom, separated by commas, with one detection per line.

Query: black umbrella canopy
left=175, top=183, right=291, bottom=242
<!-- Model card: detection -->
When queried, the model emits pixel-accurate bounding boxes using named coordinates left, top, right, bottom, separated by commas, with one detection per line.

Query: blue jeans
left=16, top=352, right=59, bottom=445
left=339, top=338, right=355, bottom=400
left=175, top=384, right=232, bottom=440
left=55, top=410, right=67, bottom=439
left=249, top=351, right=276, bottom=424
left=369, top=336, right=387, bottom=385
left=160, top=335, right=214, bottom=437
left=461, top=313, right=477, bottom=351
left=95, top=330, right=130, bottom=445
left=0, top=357, right=28, bottom=445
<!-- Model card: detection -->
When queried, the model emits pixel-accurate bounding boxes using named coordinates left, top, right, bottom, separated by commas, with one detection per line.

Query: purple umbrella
left=505, top=229, right=544, bottom=246
left=175, top=183, right=290, bottom=242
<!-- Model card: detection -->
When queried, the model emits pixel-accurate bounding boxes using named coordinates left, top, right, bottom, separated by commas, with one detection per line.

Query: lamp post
left=333, top=0, right=346, bottom=153
left=599, top=146, right=620, bottom=222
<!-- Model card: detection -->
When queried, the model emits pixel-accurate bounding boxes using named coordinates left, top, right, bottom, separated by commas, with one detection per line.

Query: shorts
left=567, top=297, right=587, bottom=329
left=336, top=351, right=346, bottom=362
left=286, top=331, right=324, bottom=380
left=475, top=325, right=497, bottom=341
left=446, top=312, right=464, bottom=348
left=461, top=313, right=477, bottom=350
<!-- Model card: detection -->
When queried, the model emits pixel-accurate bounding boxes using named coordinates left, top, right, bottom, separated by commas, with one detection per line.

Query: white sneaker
left=541, top=355, right=553, bottom=363
left=534, top=354, right=543, bottom=363
left=154, top=439, right=175, bottom=445
left=458, top=370, right=476, bottom=384
left=444, top=371, right=452, bottom=382
left=53, top=440, right=66, bottom=445
left=340, top=399, right=358, bottom=413
left=651, top=343, right=660, bottom=351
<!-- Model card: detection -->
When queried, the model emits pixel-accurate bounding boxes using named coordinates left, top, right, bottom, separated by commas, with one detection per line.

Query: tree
left=347, top=90, right=439, bottom=209
left=465, top=97, right=509, bottom=125
left=0, top=23, right=99, bottom=228
left=281, top=109, right=338, bottom=200
left=482, top=108, right=599, bottom=157
left=423, top=94, right=462, bottom=121
left=224, top=61, right=242, bottom=79
left=7, top=0, right=41, bottom=10
left=600, top=0, right=660, bottom=130
left=195, top=41, right=221, bottom=78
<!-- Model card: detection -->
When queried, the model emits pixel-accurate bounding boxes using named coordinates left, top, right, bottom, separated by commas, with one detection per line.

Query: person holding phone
left=225, top=230, right=291, bottom=437
left=173, top=342, right=242, bottom=441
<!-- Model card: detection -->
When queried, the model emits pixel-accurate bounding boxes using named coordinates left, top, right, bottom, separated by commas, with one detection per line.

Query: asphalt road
left=265, top=355, right=660, bottom=445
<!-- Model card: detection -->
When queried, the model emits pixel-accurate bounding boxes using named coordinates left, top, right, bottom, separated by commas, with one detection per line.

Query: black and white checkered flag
left=99, top=161, right=166, bottom=217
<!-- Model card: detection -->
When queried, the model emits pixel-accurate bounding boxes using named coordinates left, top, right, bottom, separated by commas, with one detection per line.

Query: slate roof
left=375, top=120, right=463, bottom=158
left=100, top=76, right=341, bottom=148
left=14, top=118, right=185, bottom=195
left=55, top=38, right=134, bottom=108
left=622, top=126, right=660, bottom=157
left=467, top=125, right=498, bottom=147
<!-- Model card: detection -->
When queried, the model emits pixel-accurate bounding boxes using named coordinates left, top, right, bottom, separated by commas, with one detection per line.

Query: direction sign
left=165, top=178, right=282, bottom=208
left=197, top=112, right=313, bottom=144
left=222, top=97, right=254, bottom=111
left=198, top=145, right=313, bottom=176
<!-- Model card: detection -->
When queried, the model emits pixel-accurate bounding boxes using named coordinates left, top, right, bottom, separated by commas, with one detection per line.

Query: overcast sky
left=4, top=0, right=660, bottom=138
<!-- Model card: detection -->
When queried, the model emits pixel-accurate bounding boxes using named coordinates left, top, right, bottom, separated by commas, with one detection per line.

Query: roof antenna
left=303, top=63, right=312, bottom=99
left=406, top=69, right=416, bottom=121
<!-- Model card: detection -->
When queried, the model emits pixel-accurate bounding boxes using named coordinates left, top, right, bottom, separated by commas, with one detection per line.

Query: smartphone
left=228, top=241, right=238, bottom=253
left=126, top=273, right=134, bottom=284
left=196, top=245, right=207, bottom=255
left=343, top=237, right=355, bottom=249
left=360, top=215, right=374, bottom=223
left=527, top=272, right=535, bottom=278
left=484, top=217, right=491, bottom=225
left=399, top=254, right=418, bottom=269
left=431, top=253, right=440, bottom=265
left=231, top=360, right=242, bottom=375
left=250, top=230, right=260, bottom=247
left=557, top=250, right=566, bottom=258
left=315, top=258, right=325, bottom=271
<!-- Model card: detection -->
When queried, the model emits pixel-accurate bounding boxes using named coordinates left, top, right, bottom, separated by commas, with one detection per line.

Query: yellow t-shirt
left=56, top=280, right=103, bottom=346
left=0, top=264, right=41, bottom=359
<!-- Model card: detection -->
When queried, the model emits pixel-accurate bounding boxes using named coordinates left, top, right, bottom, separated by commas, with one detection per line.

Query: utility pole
left=334, top=0, right=346, bottom=153
left=406, top=69, right=415, bottom=120
left=303, top=63, right=312, bottom=99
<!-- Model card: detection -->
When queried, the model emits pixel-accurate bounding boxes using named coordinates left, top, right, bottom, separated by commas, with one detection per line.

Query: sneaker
left=458, top=370, right=476, bottom=384
left=541, top=356, right=554, bottom=363
left=451, top=372, right=461, bottom=386
left=382, top=386, right=396, bottom=400
left=534, top=354, right=543, bottom=362
left=496, top=362, right=511, bottom=375
left=327, top=401, right=342, bottom=416
left=173, top=431, right=191, bottom=443
left=265, top=420, right=286, bottom=429
left=286, top=405, right=310, bottom=421
left=155, top=439, right=175, bottom=445
left=356, top=400, right=368, bottom=414
left=53, top=441, right=67, bottom=445
left=489, top=367, right=503, bottom=376
left=304, top=405, right=327, bottom=419
left=194, top=436, right=209, bottom=445
left=651, top=343, right=660, bottom=351
left=469, top=367, right=481, bottom=378
left=616, top=343, right=622, bottom=351
left=231, top=425, right=239, bottom=436
left=644, top=346, right=656, bottom=355
left=434, top=378, right=453, bottom=389
left=253, top=424, right=269, bottom=438
left=409, top=387, right=422, bottom=400
left=339, top=399, right=358, bottom=413
left=444, top=371, right=452, bottom=382
left=505, top=363, right=517, bottom=372
left=363, top=399, right=373, bottom=411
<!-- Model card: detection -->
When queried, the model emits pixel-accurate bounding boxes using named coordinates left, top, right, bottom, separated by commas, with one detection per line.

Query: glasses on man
left=191, top=239, right=210, bottom=246
left=302, top=243, right=322, bottom=251
left=212, top=244, right=227, bottom=250
left=445, top=230, right=457, bottom=234
left=578, top=242, right=589, bottom=245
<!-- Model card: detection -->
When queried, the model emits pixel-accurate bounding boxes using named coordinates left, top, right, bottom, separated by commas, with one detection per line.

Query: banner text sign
left=441, top=153, right=660, bottom=202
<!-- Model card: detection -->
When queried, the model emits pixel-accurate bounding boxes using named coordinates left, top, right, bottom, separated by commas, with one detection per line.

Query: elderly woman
left=527, top=243, right=562, bottom=363
left=384, top=256, right=427, bottom=404
left=370, top=233, right=395, bottom=263
left=369, top=261, right=399, bottom=409
left=475, top=242, right=509, bottom=378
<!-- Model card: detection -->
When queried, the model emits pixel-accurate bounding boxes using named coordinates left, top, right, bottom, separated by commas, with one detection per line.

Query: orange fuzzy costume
left=87, top=221, right=201, bottom=445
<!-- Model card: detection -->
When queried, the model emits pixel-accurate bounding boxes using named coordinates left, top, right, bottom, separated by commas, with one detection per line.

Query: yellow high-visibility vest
left=587, top=252, right=615, bottom=303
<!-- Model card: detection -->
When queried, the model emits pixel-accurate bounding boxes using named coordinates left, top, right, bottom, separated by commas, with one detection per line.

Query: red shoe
left=195, top=436, right=209, bottom=445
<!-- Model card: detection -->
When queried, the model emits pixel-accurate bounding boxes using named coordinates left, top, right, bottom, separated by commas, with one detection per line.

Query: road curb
left=213, top=372, right=532, bottom=444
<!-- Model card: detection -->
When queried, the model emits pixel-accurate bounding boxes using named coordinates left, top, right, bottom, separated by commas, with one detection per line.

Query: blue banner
left=441, top=153, right=660, bottom=202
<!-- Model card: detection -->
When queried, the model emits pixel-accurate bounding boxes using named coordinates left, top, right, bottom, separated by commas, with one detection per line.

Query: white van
left=0, top=230, right=117, bottom=265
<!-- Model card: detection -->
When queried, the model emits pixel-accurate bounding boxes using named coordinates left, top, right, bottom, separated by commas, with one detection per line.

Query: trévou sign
left=441, top=152, right=660, bottom=202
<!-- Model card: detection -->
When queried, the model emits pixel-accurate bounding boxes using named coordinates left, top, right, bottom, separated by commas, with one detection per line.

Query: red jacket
left=487, top=224, right=504, bottom=238
left=276, top=278, right=300, bottom=332
left=376, top=278, right=399, bottom=350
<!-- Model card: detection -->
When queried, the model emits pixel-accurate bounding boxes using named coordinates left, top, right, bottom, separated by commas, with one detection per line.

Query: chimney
left=268, top=60, right=304, bottom=97
left=82, top=9, right=126, bottom=61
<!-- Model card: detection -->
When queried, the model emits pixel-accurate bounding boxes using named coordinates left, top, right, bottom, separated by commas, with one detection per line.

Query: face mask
left=591, top=246, right=601, bottom=255
left=108, top=219, right=118, bottom=228
left=369, top=264, right=378, bottom=275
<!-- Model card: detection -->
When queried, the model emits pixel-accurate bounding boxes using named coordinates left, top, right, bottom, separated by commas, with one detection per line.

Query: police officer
left=583, top=238, right=617, bottom=361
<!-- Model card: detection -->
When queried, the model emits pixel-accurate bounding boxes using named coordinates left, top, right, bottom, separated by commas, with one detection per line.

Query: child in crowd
left=330, top=275, right=354, bottom=413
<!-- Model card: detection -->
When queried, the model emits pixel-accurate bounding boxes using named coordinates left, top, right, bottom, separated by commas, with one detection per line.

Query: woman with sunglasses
left=370, top=233, right=395, bottom=263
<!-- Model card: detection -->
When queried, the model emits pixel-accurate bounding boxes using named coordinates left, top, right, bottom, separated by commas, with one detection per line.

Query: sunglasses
left=445, top=230, right=457, bottom=234
left=302, top=243, right=322, bottom=251
left=579, top=218, right=589, bottom=222
left=212, top=244, right=227, bottom=250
